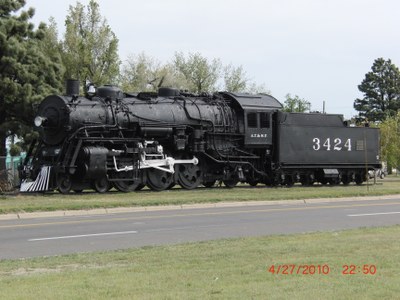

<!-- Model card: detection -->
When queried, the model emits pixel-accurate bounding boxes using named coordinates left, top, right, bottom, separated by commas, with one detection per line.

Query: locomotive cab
left=220, top=92, right=282, bottom=147
left=244, top=110, right=273, bottom=146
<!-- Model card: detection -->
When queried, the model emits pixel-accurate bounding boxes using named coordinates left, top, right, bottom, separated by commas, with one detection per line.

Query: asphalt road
left=0, top=197, right=400, bottom=259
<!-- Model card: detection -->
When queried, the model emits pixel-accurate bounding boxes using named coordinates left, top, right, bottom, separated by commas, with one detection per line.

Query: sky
left=25, top=0, right=400, bottom=118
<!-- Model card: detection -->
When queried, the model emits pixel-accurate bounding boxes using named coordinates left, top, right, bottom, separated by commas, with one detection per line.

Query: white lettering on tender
left=312, top=138, right=352, bottom=151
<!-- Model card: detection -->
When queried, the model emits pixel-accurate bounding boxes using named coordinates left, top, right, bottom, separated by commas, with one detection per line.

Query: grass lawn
left=0, top=177, right=399, bottom=214
left=0, top=225, right=399, bottom=299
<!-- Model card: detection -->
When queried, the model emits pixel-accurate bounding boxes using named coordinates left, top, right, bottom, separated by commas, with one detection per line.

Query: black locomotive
left=20, top=80, right=381, bottom=193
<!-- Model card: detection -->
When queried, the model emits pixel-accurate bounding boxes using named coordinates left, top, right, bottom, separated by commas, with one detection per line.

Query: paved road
left=0, top=197, right=399, bottom=259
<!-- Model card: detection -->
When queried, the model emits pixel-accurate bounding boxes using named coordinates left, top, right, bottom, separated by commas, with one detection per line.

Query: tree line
left=1, top=0, right=400, bottom=172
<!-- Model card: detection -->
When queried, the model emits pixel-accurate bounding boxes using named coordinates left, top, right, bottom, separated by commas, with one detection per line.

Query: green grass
left=1, top=177, right=399, bottom=214
left=0, top=225, right=399, bottom=299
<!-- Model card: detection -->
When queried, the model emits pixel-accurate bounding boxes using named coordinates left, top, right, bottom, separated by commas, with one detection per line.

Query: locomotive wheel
left=328, top=178, right=340, bottom=186
left=146, top=169, right=174, bottom=191
left=114, top=180, right=142, bottom=192
left=319, top=178, right=328, bottom=185
left=112, top=172, right=143, bottom=192
left=300, top=175, right=312, bottom=186
left=284, top=175, right=294, bottom=187
left=177, top=164, right=202, bottom=190
left=93, top=177, right=110, bottom=193
left=135, top=184, right=145, bottom=191
left=57, top=174, right=72, bottom=194
left=223, top=178, right=238, bottom=188
left=341, top=175, right=351, bottom=186
left=203, top=180, right=216, bottom=188
left=355, top=173, right=364, bottom=185
left=248, top=180, right=258, bottom=187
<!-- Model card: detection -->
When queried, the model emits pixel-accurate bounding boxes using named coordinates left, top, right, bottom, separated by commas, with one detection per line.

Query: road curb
left=1, top=194, right=399, bottom=221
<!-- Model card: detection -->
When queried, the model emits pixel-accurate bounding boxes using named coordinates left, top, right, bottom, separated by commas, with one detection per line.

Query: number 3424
left=313, top=138, right=352, bottom=151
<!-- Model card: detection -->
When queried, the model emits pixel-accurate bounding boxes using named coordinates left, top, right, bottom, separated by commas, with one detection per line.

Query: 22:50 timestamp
left=342, top=264, right=377, bottom=275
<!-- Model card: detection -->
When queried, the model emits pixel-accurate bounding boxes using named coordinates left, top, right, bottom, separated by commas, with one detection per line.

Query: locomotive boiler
left=20, top=80, right=381, bottom=193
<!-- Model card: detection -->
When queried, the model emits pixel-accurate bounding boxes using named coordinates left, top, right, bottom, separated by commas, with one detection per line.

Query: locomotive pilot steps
left=20, top=80, right=381, bottom=193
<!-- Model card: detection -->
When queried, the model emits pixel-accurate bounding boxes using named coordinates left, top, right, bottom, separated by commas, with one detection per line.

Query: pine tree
left=0, top=0, right=63, bottom=174
left=354, top=58, right=400, bottom=122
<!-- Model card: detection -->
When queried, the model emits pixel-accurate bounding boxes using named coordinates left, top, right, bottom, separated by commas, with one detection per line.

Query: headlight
left=34, top=116, right=47, bottom=127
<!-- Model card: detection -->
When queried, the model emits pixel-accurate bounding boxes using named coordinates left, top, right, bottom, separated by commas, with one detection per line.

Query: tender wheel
left=177, top=164, right=202, bottom=190
left=57, top=174, right=72, bottom=194
left=328, top=178, right=340, bottom=186
left=341, top=175, right=351, bottom=186
left=146, top=169, right=174, bottom=191
left=300, top=178, right=311, bottom=186
left=203, top=180, right=216, bottom=188
left=355, top=173, right=364, bottom=185
left=284, top=175, right=294, bottom=187
left=319, top=178, right=328, bottom=185
left=93, top=177, right=110, bottom=193
left=112, top=171, right=143, bottom=192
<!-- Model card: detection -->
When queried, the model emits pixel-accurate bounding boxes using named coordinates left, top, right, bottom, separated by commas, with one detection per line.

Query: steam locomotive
left=20, top=80, right=381, bottom=193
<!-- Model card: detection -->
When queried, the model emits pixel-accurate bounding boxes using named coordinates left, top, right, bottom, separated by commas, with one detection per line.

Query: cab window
left=247, top=113, right=257, bottom=128
left=260, top=112, right=270, bottom=128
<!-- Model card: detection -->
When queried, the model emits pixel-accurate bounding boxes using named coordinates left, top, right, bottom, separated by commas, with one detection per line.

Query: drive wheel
left=177, top=164, right=202, bottom=190
left=112, top=171, right=142, bottom=192
left=57, top=174, right=72, bottom=194
left=146, top=169, right=174, bottom=191
left=93, top=177, right=110, bottom=193
left=223, top=178, right=238, bottom=188
left=203, top=180, right=216, bottom=188
left=248, top=180, right=258, bottom=187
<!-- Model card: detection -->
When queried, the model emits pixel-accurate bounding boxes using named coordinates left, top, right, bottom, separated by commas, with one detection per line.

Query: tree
left=245, top=82, right=271, bottom=95
left=40, top=17, right=64, bottom=69
left=174, top=52, right=221, bottom=93
left=62, top=0, right=120, bottom=86
left=120, top=53, right=188, bottom=92
left=283, top=94, right=311, bottom=112
left=121, top=51, right=271, bottom=94
left=0, top=0, right=64, bottom=174
left=354, top=58, right=400, bottom=122
left=223, top=64, right=248, bottom=92
left=379, top=112, right=400, bottom=172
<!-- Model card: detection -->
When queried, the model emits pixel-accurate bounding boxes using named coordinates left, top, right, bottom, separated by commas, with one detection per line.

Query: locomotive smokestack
left=66, top=79, right=80, bottom=96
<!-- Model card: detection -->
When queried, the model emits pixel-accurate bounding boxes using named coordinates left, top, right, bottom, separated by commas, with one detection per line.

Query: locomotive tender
left=20, top=80, right=381, bottom=193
